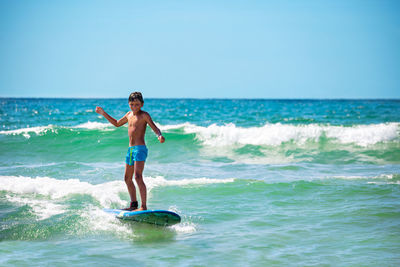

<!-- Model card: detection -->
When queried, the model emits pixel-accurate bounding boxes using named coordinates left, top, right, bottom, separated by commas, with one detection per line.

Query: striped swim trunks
left=125, top=145, right=148, bottom=165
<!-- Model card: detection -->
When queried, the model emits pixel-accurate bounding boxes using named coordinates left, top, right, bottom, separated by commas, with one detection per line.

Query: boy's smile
left=129, top=100, right=143, bottom=114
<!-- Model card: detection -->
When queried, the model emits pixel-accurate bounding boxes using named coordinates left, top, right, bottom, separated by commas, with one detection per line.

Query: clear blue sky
left=0, top=0, right=399, bottom=98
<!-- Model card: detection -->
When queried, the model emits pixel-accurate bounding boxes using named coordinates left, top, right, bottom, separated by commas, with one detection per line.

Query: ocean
left=0, top=98, right=399, bottom=266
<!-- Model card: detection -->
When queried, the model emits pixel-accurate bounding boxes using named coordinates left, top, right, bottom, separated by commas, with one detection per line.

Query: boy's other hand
left=95, top=106, right=104, bottom=115
left=158, top=135, right=165, bottom=143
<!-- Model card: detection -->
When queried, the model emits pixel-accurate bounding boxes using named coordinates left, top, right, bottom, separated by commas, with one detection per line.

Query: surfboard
left=103, top=209, right=181, bottom=226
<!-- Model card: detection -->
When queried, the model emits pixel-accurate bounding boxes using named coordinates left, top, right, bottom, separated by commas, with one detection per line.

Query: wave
left=147, top=176, right=235, bottom=187
left=2, top=121, right=399, bottom=148
left=0, top=122, right=114, bottom=139
left=0, top=175, right=235, bottom=207
left=0, top=121, right=170, bottom=139
left=0, top=125, right=59, bottom=139
left=0, top=175, right=208, bottom=238
left=329, top=173, right=400, bottom=181
left=5, top=194, right=66, bottom=220
left=73, top=121, right=113, bottom=130
left=158, top=122, right=193, bottom=131
left=179, top=122, right=400, bottom=147
left=0, top=175, right=231, bottom=236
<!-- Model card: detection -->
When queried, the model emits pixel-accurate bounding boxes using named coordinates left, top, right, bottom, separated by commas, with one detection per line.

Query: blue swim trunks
left=126, top=145, right=148, bottom=165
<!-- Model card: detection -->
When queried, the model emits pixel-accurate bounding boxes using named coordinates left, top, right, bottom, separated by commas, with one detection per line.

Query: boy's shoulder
left=139, top=110, right=150, bottom=116
left=129, top=110, right=151, bottom=120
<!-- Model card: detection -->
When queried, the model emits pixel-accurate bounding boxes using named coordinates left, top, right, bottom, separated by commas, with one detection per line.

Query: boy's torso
left=127, top=111, right=147, bottom=146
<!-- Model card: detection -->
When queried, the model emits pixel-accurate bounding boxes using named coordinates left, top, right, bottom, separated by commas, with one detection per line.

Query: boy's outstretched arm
left=95, top=106, right=128, bottom=127
left=145, top=113, right=165, bottom=143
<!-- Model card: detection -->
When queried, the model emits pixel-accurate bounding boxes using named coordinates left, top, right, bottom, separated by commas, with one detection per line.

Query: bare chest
left=127, top=113, right=146, bottom=129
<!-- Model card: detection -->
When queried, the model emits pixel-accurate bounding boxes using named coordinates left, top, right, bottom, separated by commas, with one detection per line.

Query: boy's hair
left=129, top=92, right=144, bottom=103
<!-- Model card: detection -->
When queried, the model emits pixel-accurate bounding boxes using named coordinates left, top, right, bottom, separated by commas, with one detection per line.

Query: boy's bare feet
left=133, top=206, right=147, bottom=212
left=122, top=201, right=138, bottom=211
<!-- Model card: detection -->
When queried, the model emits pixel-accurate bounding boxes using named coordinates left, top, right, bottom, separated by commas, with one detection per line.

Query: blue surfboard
left=104, top=209, right=181, bottom=226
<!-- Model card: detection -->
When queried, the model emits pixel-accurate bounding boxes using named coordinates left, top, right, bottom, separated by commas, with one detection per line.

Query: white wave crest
left=330, top=173, right=398, bottom=180
left=170, top=221, right=197, bottom=234
left=0, top=175, right=235, bottom=207
left=179, top=122, right=399, bottom=147
left=0, top=121, right=114, bottom=138
left=2, top=122, right=398, bottom=146
left=146, top=176, right=235, bottom=188
left=73, top=121, right=113, bottom=130
left=158, top=122, right=193, bottom=131
left=80, top=205, right=136, bottom=237
left=0, top=176, right=126, bottom=206
left=0, top=125, right=58, bottom=139
left=5, top=194, right=66, bottom=220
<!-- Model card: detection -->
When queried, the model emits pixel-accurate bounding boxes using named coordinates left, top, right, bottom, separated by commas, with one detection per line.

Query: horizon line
left=0, top=96, right=399, bottom=101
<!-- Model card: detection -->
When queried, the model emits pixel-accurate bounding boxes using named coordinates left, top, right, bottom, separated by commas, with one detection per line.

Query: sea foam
left=1, top=175, right=232, bottom=227
left=177, top=122, right=399, bottom=147
left=0, top=175, right=235, bottom=207
left=5, top=194, right=66, bottom=220
left=0, top=121, right=114, bottom=138
left=73, top=121, right=113, bottom=130
left=0, top=175, right=125, bottom=206
left=3, top=122, right=398, bottom=146
left=0, top=125, right=58, bottom=139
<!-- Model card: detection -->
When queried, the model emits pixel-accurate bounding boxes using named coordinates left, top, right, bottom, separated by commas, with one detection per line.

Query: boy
left=95, top=92, right=165, bottom=211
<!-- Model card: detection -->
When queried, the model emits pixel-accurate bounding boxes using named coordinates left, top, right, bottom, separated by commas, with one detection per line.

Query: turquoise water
left=1, top=98, right=399, bottom=266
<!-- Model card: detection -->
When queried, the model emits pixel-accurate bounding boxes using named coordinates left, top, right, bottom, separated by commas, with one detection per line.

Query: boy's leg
left=134, top=161, right=147, bottom=210
left=124, top=164, right=137, bottom=204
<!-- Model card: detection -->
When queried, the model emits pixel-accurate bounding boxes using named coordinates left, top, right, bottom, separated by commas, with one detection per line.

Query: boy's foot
left=122, top=201, right=138, bottom=211
left=133, top=206, right=147, bottom=212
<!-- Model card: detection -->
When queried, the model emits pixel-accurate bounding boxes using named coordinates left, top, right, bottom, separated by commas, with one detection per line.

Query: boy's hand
left=158, top=135, right=165, bottom=143
left=95, top=106, right=104, bottom=115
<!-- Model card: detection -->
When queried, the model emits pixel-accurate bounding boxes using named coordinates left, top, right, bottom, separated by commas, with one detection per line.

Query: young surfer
left=95, top=92, right=165, bottom=211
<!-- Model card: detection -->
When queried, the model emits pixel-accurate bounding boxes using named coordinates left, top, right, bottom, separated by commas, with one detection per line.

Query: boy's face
left=129, top=100, right=143, bottom=113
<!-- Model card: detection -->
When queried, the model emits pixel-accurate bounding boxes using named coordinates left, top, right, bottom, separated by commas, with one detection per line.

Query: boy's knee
left=124, top=175, right=133, bottom=183
left=134, top=173, right=143, bottom=181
